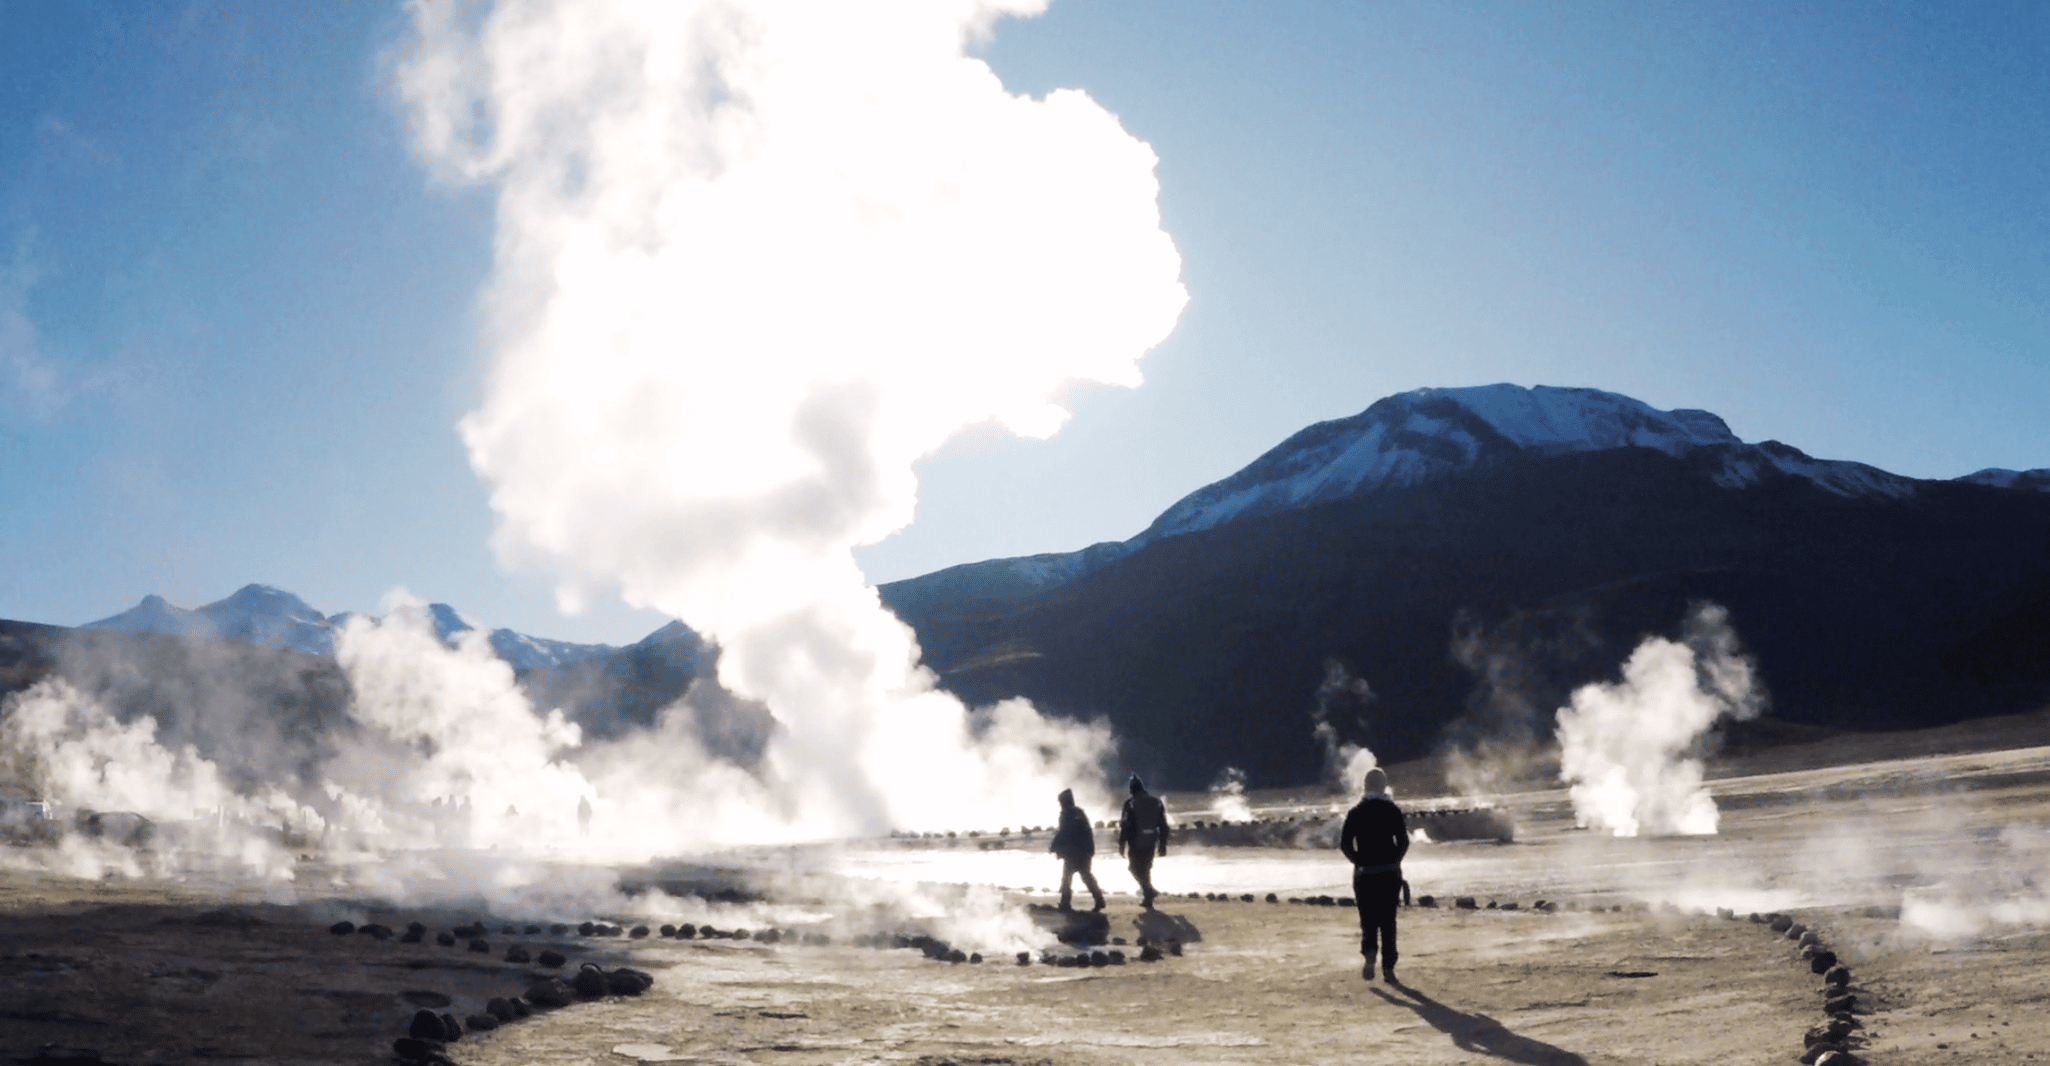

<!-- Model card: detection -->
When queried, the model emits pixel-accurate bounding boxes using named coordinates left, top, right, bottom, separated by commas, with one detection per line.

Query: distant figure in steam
left=1340, top=767, right=1409, bottom=983
left=577, top=795, right=592, bottom=839
left=1050, top=789, right=1107, bottom=913
left=1118, top=776, right=1171, bottom=909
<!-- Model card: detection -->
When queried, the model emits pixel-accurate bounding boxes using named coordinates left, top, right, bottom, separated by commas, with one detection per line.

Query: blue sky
left=2, top=0, right=2044, bottom=645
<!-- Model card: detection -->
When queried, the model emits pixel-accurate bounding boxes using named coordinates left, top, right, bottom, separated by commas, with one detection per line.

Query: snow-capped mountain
left=84, top=584, right=623, bottom=671
left=883, top=383, right=1940, bottom=612
left=1137, top=384, right=1914, bottom=543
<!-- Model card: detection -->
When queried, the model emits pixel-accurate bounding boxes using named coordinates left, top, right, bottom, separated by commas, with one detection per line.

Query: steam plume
left=1554, top=603, right=1763, bottom=836
left=1310, top=660, right=1378, bottom=800
left=395, top=0, right=1184, bottom=839
left=1207, top=766, right=1251, bottom=822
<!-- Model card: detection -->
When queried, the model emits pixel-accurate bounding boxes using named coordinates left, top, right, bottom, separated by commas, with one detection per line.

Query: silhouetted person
left=1050, top=789, right=1106, bottom=912
left=1340, top=766, right=1409, bottom=982
left=577, top=795, right=593, bottom=839
left=1118, top=776, right=1170, bottom=909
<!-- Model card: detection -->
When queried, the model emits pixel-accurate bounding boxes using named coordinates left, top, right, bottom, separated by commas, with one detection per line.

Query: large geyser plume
left=1555, top=603, right=1764, bottom=836
left=396, top=0, right=1186, bottom=839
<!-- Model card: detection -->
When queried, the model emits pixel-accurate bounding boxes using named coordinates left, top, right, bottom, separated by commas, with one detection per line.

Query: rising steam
left=1311, top=660, right=1379, bottom=800
left=395, top=0, right=1185, bottom=839
left=1554, top=603, right=1764, bottom=836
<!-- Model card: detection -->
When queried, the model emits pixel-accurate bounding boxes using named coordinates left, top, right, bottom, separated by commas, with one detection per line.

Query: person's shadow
left=1371, top=984, right=1588, bottom=1066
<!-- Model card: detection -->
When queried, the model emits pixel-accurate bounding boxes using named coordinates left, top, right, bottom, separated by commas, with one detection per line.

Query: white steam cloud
left=395, top=0, right=1184, bottom=839
left=1554, top=603, right=1763, bottom=837
left=1207, top=766, right=1250, bottom=822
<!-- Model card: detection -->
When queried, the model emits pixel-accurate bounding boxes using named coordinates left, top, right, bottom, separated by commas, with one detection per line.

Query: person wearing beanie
left=1339, top=766, right=1409, bottom=982
left=1050, top=789, right=1106, bottom=912
left=1118, top=776, right=1170, bottom=909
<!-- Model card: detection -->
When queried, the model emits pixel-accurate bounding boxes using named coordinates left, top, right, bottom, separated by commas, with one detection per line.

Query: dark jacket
left=1051, top=804, right=1095, bottom=861
left=1339, top=795, right=1409, bottom=872
left=1119, top=793, right=1170, bottom=856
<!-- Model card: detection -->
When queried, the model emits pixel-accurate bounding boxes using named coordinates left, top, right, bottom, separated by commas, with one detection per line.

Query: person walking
left=1339, top=766, right=1409, bottom=982
left=1050, top=789, right=1106, bottom=912
left=1118, top=776, right=1170, bottom=909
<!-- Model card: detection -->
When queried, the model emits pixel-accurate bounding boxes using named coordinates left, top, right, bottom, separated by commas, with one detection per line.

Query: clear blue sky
left=2, top=0, right=2044, bottom=645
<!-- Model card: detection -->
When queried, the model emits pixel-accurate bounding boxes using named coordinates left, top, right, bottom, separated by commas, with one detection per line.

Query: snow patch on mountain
left=1134, top=384, right=1902, bottom=542
left=1956, top=468, right=2050, bottom=492
left=85, top=583, right=630, bottom=670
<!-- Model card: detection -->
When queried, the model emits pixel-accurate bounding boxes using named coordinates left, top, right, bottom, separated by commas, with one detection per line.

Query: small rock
left=359, top=923, right=394, bottom=940
left=525, top=978, right=574, bottom=1009
left=1500, top=902, right=1520, bottom=911
left=1824, top=993, right=1856, bottom=1014
left=509, top=997, right=531, bottom=1017
left=578, top=921, right=596, bottom=936
left=575, top=963, right=609, bottom=998
left=501, top=924, right=518, bottom=935
left=1139, top=945, right=1163, bottom=962
left=392, top=1036, right=444, bottom=1062
left=1338, top=897, right=1356, bottom=907
left=1016, top=951, right=1032, bottom=965
left=549, top=923, right=569, bottom=935
left=1769, top=914, right=1794, bottom=933
left=486, top=997, right=516, bottom=1022
left=465, top=1014, right=499, bottom=1032
left=1813, top=1052, right=1861, bottom=1066
left=630, top=925, right=650, bottom=939
left=330, top=920, right=356, bottom=936
left=1798, top=930, right=1821, bottom=947
left=439, top=1012, right=462, bottom=1041
left=1823, top=965, right=1851, bottom=988
left=537, top=949, right=566, bottom=968
left=468, top=938, right=490, bottom=953
left=1455, top=896, right=1478, bottom=910
left=409, top=1009, right=448, bottom=1040
left=969, top=952, right=982, bottom=963
left=504, top=945, right=531, bottom=963
left=399, top=929, right=423, bottom=944
left=524, top=924, right=541, bottom=935
left=435, top=932, right=456, bottom=947
left=608, top=967, right=654, bottom=995
left=1810, top=951, right=1838, bottom=973
left=1090, top=950, right=1108, bottom=967
left=679, top=923, right=698, bottom=938
left=1785, top=922, right=1807, bottom=940
left=1418, top=895, right=1438, bottom=907
left=1266, top=893, right=1279, bottom=903
left=660, top=924, right=677, bottom=937
left=1109, top=950, right=1126, bottom=965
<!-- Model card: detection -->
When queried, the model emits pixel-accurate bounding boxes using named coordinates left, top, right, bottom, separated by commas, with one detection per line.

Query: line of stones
left=1715, top=909, right=1862, bottom=1066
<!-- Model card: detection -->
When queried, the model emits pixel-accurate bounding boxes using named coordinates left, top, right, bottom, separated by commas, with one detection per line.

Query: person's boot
left=1091, top=894, right=1106, bottom=913
left=1059, top=891, right=1073, bottom=912
left=1362, top=959, right=1375, bottom=981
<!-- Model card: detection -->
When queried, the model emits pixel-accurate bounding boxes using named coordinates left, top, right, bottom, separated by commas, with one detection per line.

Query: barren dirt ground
left=4, top=734, right=2048, bottom=1066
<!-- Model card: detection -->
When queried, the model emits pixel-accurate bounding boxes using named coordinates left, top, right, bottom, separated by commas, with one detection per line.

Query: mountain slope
left=880, top=384, right=1922, bottom=612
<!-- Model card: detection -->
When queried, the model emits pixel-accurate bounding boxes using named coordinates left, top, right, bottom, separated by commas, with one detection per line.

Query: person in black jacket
left=1050, top=789, right=1106, bottom=912
left=1339, top=767, right=1409, bottom=982
left=1118, top=776, right=1170, bottom=909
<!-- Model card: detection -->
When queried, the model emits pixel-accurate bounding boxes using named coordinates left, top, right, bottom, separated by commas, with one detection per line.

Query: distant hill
left=85, top=584, right=618, bottom=672
left=881, top=385, right=2050, bottom=789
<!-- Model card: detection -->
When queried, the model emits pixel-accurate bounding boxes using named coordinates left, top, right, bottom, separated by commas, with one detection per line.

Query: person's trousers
left=1128, top=852, right=1158, bottom=903
left=1060, top=858, right=1104, bottom=909
left=1354, top=868, right=1403, bottom=968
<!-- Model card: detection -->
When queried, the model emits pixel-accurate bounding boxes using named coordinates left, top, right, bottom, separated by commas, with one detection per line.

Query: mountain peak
left=1139, top=384, right=1752, bottom=542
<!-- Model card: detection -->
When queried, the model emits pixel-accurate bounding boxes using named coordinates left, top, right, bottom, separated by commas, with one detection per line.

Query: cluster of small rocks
left=1412, top=895, right=1558, bottom=912
left=1720, top=909, right=1863, bottom=1066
